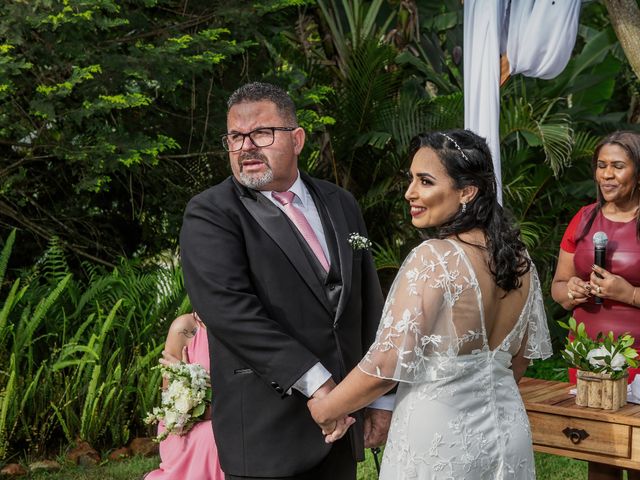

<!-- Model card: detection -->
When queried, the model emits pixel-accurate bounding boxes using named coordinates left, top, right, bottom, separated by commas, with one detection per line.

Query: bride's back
left=456, top=238, right=532, bottom=354
left=359, top=236, right=548, bottom=383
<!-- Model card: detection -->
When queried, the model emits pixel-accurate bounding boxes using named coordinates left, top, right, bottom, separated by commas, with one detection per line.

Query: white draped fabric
left=464, top=0, right=581, bottom=203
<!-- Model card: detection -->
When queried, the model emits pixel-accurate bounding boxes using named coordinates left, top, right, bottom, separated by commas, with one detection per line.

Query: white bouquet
left=144, top=362, right=212, bottom=441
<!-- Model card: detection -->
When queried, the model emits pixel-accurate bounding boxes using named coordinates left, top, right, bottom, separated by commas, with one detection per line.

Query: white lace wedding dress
left=359, top=239, right=552, bottom=479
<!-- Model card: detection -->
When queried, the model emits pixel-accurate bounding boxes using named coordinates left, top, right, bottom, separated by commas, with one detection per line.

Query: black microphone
left=593, top=231, right=608, bottom=305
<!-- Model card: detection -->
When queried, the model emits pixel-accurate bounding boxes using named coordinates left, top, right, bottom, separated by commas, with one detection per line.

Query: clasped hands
left=307, top=378, right=391, bottom=447
left=307, top=397, right=355, bottom=444
left=566, top=264, right=635, bottom=306
left=306, top=378, right=353, bottom=444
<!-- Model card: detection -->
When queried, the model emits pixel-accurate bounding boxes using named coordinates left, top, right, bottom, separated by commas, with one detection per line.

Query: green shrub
left=0, top=231, right=184, bottom=458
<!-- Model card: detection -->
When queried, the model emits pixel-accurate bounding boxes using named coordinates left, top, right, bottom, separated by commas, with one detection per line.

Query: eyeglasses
left=221, top=127, right=296, bottom=152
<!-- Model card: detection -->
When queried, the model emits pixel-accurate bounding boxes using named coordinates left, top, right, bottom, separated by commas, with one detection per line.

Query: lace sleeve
left=358, top=240, right=462, bottom=383
left=493, top=261, right=553, bottom=360
left=522, top=264, right=553, bottom=359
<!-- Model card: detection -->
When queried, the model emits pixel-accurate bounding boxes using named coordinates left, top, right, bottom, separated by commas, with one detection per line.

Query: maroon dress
left=560, top=203, right=640, bottom=383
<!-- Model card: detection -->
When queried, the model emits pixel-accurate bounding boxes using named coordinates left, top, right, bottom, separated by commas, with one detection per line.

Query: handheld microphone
left=593, top=231, right=608, bottom=305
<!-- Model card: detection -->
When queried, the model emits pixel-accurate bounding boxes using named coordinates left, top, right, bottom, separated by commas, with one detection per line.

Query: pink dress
left=145, top=321, right=224, bottom=480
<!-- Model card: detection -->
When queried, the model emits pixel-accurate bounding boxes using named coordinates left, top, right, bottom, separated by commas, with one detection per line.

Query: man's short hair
left=227, top=82, right=298, bottom=126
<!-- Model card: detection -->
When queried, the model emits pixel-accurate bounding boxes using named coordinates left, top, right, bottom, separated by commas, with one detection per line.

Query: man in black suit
left=180, top=82, right=390, bottom=479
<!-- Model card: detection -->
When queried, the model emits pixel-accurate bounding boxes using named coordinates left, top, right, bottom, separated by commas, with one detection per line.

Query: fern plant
left=0, top=231, right=189, bottom=457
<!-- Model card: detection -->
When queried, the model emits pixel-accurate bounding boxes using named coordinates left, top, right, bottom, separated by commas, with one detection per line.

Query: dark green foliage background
left=0, top=0, right=639, bottom=461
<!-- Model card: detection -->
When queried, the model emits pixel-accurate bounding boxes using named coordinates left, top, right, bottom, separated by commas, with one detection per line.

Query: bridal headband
left=440, top=132, right=469, bottom=162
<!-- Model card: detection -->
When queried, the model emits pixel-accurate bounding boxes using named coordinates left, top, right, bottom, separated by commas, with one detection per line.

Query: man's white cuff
left=368, top=394, right=395, bottom=411
left=291, top=362, right=332, bottom=397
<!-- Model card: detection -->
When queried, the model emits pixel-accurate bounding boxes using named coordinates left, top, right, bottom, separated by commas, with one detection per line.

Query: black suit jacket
left=180, top=172, right=384, bottom=477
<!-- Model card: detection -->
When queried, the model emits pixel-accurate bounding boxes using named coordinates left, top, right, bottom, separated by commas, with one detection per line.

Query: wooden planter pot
left=576, top=370, right=628, bottom=411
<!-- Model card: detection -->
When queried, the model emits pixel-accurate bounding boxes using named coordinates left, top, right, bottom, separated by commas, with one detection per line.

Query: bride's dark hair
left=408, top=129, right=530, bottom=291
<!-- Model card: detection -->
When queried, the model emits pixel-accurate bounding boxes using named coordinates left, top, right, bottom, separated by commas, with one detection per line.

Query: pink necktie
left=272, top=191, right=330, bottom=272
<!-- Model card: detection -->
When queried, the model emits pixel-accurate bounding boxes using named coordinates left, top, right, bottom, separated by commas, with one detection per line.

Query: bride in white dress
left=308, top=129, right=552, bottom=479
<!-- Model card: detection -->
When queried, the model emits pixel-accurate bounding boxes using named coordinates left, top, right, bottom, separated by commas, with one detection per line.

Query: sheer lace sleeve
left=522, top=264, right=553, bottom=359
left=358, top=240, right=466, bottom=383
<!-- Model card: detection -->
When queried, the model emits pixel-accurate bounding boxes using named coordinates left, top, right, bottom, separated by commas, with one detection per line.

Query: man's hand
left=363, top=408, right=391, bottom=448
left=308, top=378, right=355, bottom=443
left=311, top=377, right=336, bottom=399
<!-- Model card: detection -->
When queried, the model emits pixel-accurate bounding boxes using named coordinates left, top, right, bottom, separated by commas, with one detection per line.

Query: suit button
left=270, top=381, right=284, bottom=394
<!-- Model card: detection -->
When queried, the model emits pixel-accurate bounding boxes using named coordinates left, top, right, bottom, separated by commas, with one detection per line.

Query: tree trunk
left=603, top=0, right=640, bottom=80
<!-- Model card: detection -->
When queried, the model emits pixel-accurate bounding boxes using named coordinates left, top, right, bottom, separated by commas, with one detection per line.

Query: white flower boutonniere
left=348, top=232, right=372, bottom=251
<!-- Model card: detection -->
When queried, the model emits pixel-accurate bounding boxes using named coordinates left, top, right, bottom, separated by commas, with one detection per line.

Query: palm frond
left=0, top=230, right=16, bottom=289
left=373, top=241, right=403, bottom=271
left=39, top=237, right=71, bottom=284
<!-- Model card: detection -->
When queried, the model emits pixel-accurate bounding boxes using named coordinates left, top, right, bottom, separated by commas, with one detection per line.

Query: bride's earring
left=461, top=202, right=467, bottom=214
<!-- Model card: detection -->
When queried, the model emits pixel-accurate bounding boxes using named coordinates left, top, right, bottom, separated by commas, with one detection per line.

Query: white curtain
left=464, top=0, right=581, bottom=203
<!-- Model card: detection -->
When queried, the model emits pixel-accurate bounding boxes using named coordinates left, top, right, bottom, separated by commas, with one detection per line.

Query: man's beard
left=237, top=153, right=273, bottom=190
left=239, top=168, right=273, bottom=189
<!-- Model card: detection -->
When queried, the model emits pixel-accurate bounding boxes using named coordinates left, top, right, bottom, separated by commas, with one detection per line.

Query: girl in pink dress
left=145, top=313, right=224, bottom=480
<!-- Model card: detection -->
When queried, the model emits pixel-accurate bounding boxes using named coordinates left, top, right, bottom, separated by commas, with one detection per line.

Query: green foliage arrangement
left=559, top=317, right=638, bottom=380
left=0, top=230, right=188, bottom=458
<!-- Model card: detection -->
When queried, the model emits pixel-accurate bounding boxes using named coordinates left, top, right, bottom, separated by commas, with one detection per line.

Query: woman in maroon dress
left=552, top=130, right=640, bottom=480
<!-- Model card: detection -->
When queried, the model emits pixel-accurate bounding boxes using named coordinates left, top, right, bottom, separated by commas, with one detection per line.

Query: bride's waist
left=456, top=349, right=512, bottom=363
left=437, top=350, right=514, bottom=378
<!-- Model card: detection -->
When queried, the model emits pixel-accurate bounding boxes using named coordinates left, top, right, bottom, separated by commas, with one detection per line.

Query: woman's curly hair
left=408, top=129, right=531, bottom=292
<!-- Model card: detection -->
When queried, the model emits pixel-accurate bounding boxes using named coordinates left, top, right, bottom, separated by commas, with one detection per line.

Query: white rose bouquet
left=144, top=362, right=212, bottom=441
left=559, top=317, right=638, bottom=380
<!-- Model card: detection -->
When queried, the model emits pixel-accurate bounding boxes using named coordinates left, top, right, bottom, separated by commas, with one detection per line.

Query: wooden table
left=519, top=377, right=640, bottom=471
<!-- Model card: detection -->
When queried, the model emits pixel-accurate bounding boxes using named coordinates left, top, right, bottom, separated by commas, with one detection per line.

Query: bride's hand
left=307, top=398, right=355, bottom=443
left=323, top=415, right=355, bottom=443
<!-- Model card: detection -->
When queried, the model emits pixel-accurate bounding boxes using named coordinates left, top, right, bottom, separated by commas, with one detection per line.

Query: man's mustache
left=239, top=152, right=269, bottom=165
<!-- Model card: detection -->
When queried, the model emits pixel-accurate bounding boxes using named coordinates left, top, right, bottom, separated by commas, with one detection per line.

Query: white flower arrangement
left=144, top=362, right=212, bottom=441
left=559, top=317, right=638, bottom=380
left=348, top=232, right=371, bottom=251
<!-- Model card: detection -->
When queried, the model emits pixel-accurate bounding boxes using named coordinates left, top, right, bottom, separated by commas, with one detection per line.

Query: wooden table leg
left=587, top=462, right=622, bottom=480
left=627, top=468, right=640, bottom=480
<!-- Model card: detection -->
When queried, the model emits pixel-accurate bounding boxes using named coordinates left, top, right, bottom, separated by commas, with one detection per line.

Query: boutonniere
left=348, top=233, right=372, bottom=251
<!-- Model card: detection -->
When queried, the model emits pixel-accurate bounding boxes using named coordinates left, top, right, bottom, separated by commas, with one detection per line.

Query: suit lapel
left=302, top=174, right=352, bottom=320
left=236, top=182, right=332, bottom=314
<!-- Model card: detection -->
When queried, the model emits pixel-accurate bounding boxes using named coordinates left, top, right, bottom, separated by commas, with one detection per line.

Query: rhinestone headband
left=440, top=133, right=469, bottom=161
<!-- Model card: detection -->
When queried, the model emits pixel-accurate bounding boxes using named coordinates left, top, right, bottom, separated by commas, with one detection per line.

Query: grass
left=17, top=452, right=379, bottom=479
left=358, top=448, right=382, bottom=479
left=14, top=451, right=388, bottom=479
left=19, top=456, right=157, bottom=479
left=535, top=452, right=587, bottom=480
left=12, top=451, right=589, bottom=480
